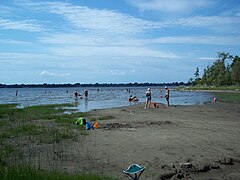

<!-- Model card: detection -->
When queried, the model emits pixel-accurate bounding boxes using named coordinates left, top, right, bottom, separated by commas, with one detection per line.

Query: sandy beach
left=11, top=101, right=240, bottom=179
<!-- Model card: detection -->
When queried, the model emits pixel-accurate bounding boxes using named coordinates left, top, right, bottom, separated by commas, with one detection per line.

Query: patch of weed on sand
left=213, top=92, right=240, bottom=103
left=0, top=166, right=115, bottom=180
left=98, top=115, right=115, bottom=121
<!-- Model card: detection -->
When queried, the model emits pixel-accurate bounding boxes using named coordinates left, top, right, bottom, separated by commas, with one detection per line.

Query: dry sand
left=19, top=101, right=240, bottom=179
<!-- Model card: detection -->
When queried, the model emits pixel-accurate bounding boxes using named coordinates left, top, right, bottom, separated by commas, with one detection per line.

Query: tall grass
left=0, top=166, right=115, bottom=180
left=0, top=103, right=117, bottom=179
left=213, top=92, right=240, bottom=103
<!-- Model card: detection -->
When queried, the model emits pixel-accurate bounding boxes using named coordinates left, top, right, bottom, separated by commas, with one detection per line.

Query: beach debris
left=153, top=102, right=159, bottom=108
left=159, top=165, right=177, bottom=179
left=180, top=162, right=193, bottom=168
left=75, top=117, right=86, bottom=126
left=157, top=157, right=240, bottom=179
left=100, top=121, right=174, bottom=130
left=146, top=121, right=173, bottom=126
left=218, top=157, right=234, bottom=165
left=75, top=117, right=99, bottom=130
left=103, top=122, right=132, bottom=130
left=210, top=163, right=220, bottom=169
left=213, top=97, right=217, bottom=102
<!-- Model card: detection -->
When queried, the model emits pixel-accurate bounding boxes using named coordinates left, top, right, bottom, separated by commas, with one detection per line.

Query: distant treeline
left=0, top=82, right=189, bottom=88
left=190, top=52, right=240, bottom=86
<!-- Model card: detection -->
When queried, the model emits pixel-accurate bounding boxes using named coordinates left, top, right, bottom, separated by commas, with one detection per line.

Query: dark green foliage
left=191, top=52, right=240, bottom=86
left=231, top=55, right=240, bottom=83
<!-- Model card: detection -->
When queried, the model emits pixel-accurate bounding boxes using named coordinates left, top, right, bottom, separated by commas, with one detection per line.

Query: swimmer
left=128, top=95, right=139, bottom=102
left=74, top=90, right=78, bottom=98
left=84, top=89, right=88, bottom=97
left=74, top=90, right=82, bottom=98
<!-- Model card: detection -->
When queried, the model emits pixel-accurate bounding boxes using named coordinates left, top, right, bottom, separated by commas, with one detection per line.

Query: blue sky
left=0, top=0, right=240, bottom=84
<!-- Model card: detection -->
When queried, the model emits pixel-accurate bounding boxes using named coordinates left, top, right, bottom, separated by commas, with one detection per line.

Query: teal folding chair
left=123, top=164, right=145, bottom=180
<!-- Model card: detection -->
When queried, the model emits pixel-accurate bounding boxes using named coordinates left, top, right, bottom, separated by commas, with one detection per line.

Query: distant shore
left=0, top=82, right=188, bottom=88
left=176, top=86, right=240, bottom=92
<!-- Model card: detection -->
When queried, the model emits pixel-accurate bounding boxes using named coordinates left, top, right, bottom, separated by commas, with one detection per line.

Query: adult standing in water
left=165, top=86, right=170, bottom=107
left=145, top=88, right=152, bottom=109
left=84, top=89, right=88, bottom=97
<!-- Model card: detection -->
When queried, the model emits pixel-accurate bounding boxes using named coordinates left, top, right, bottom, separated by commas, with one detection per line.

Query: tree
left=231, top=55, right=240, bottom=84
left=194, top=67, right=199, bottom=79
left=192, top=52, right=239, bottom=86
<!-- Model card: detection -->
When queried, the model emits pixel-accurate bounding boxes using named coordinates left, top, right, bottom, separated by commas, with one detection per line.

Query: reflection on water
left=0, top=87, right=213, bottom=112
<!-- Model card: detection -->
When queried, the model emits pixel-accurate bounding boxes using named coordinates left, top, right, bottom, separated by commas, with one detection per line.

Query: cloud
left=14, top=0, right=240, bottom=35
left=0, top=39, right=32, bottom=45
left=15, top=1, right=164, bottom=34
left=40, top=71, right=55, bottom=77
left=127, top=0, right=214, bottom=13
left=110, top=70, right=126, bottom=75
left=46, top=45, right=180, bottom=59
left=61, top=73, right=71, bottom=77
left=0, top=5, right=14, bottom=16
left=151, top=36, right=240, bottom=46
left=0, top=18, right=43, bottom=32
left=176, top=16, right=240, bottom=28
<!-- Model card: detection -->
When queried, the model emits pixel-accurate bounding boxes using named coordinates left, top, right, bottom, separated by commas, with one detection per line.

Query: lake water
left=0, top=87, right=214, bottom=112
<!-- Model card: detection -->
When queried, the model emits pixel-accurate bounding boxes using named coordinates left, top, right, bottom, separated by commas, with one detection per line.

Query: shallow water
left=0, top=87, right=213, bottom=112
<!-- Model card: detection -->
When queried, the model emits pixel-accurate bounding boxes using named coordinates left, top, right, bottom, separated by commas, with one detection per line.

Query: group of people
left=127, top=86, right=170, bottom=109
left=74, top=89, right=89, bottom=98
left=145, top=87, right=169, bottom=109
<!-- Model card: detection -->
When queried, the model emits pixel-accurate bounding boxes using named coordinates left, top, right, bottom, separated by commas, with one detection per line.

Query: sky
left=0, top=0, right=240, bottom=84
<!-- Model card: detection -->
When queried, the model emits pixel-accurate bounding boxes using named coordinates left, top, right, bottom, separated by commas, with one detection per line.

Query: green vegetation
left=213, top=92, right=240, bottom=103
left=0, top=103, right=88, bottom=142
left=0, top=166, right=114, bottom=180
left=190, top=52, right=240, bottom=86
left=177, top=86, right=240, bottom=91
left=0, top=103, right=115, bottom=179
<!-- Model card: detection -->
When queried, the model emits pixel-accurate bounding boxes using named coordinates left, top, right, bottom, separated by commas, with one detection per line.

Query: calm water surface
left=0, top=87, right=213, bottom=112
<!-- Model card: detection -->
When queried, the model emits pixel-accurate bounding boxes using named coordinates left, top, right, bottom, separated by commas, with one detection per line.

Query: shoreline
left=85, top=101, right=240, bottom=179
left=1, top=101, right=240, bottom=179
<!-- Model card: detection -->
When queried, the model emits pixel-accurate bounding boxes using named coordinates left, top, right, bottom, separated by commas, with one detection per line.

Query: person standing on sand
left=145, top=88, right=152, bottom=109
left=165, top=86, right=170, bottom=107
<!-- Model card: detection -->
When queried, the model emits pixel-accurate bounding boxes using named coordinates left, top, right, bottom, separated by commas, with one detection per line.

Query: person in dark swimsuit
left=145, top=88, right=152, bottom=109
left=165, top=86, right=170, bottom=107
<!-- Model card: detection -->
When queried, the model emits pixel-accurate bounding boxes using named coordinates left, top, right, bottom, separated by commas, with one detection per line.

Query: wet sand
left=17, top=101, right=240, bottom=179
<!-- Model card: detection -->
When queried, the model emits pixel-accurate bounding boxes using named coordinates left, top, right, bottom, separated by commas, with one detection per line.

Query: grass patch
left=0, top=124, right=42, bottom=139
left=0, top=144, right=17, bottom=167
left=0, top=104, right=18, bottom=109
left=177, top=85, right=240, bottom=91
left=0, top=103, right=89, bottom=142
left=213, top=92, right=240, bottom=103
left=0, top=103, right=108, bottom=178
left=0, top=166, right=115, bottom=180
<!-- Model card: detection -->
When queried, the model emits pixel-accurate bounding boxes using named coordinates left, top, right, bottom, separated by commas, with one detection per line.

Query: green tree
left=231, top=55, right=240, bottom=84
left=193, top=51, right=238, bottom=86
left=194, top=67, right=199, bottom=79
